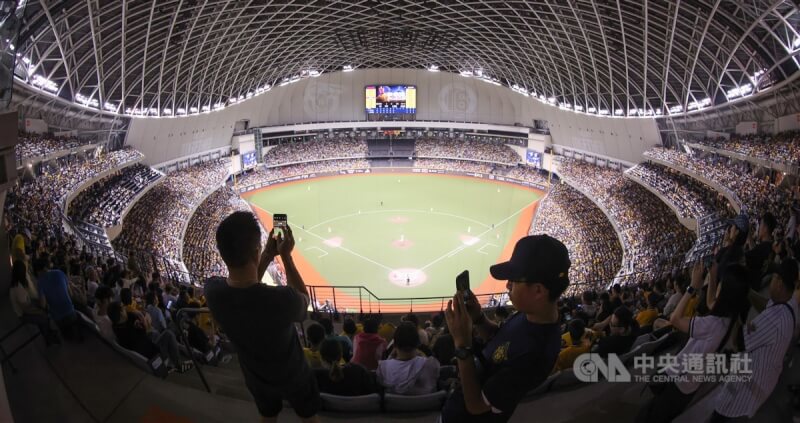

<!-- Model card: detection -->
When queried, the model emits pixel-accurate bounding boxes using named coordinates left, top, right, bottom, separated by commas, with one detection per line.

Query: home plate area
left=389, top=268, right=427, bottom=287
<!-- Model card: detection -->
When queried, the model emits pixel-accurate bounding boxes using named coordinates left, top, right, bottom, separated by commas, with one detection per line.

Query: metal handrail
left=173, top=307, right=213, bottom=393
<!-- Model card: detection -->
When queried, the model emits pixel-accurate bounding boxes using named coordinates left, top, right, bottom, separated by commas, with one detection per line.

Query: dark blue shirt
left=441, top=312, right=561, bottom=423
left=37, top=269, right=75, bottom=321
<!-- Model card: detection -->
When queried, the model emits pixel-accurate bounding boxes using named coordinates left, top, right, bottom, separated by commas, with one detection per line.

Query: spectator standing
left=440, top=235, right=569, bottom=423
left=33, top=256, right=81, bottom=341
left=204, top=212, right=321, bottom=422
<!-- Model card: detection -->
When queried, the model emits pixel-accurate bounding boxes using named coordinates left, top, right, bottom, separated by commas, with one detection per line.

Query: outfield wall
left=127, top=69, right=660, bottom=165
left=236, top=167, right=550, bottom=195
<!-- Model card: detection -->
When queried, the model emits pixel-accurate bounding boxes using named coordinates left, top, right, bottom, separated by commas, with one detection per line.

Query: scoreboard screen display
left=526, top=150, right=542, bottom=169
left=366, top=85, right=416, bottom=114
left=242, top=151, right=257, bottom=169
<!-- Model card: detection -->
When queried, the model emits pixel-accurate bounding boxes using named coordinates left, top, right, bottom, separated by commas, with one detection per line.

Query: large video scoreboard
left=365, top=85, right=416, bottom=115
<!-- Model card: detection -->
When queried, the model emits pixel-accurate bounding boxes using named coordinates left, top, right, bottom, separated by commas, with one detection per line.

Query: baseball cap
left=726, top=213, right=749, bottom=233
left=490, top=235, right=571, bottom=292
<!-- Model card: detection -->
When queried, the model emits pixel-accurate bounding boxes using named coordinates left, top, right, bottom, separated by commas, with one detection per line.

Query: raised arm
left=257, top=229, right=278, bottom=281
left=278, top=226, right=309, bottom=297
left=670, top=262, right=703, bottom=333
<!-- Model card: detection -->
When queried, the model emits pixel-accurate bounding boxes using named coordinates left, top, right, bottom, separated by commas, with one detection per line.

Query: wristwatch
left=454, top=347, right=474, bottom=360
left=686, top=286, right=696, bottom=295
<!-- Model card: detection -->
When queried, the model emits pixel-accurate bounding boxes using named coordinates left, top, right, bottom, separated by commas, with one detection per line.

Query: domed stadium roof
left=9, top=0, right=800, bottom=117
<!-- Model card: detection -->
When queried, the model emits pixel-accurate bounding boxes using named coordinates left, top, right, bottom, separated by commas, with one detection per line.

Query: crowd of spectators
left=4, top=148, right=144, bottom=250
left=644, top=147, right=792, bottom=226
left=695, top=131, right=800, bottom=167
left=302, top=312, right=466, bottom=398
left=413, top=158, right=497, bottom=174
left=627, top=163, right=734, bottom=220
left=263, top=136, right=368, bottom=166
left=183, top=187, right=261, bottom=279
left=558, top=159, right=695, bottom=285
left=415, top=137, right=520, bottom=164
left=530, top=183, right=623, bottom=295
left=504, top=165, right=551, bottom=186
left=113, top=160, right=229, bottom=276
left=236, top=159, right=370, bottom=189
left=15, top=131, right=88, bottom=163
left=68, top=164, right=162, bottom=227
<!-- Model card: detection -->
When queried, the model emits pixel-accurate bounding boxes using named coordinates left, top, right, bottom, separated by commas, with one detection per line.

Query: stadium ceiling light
left=8, top=43, right=13, bottom=51
left=574, top=104, right=583, bottom=111
left=163, top=108, right=173, bottom=115
left=427, top=65, right=439, bottom=72
left=189, top=106, right=198, bottom=113
left=201, top=105, right=210, bottom=112
left=309, top=70, right=321, bottom=77
left=614, top=109, right=624, bottom=116
left=246, top=91, right=253, bottom=98
left=669, top=104, right=683, bottom=113
left=547, top=97, right=556, bottom=104
left=587, top=107, right=596, bottom=113
left=75, top=93, right=99, bottom=108
left=655, top=108, right=663, bottom=116
left=726, top=83, right=752, bottom=99
left=460, top=70, right=473, bottom=77
left=176, top=108, right=187, bottom=115
left=793, top=37, right=800, bottom=49
left=21, top=56, right=30, bottom=64
left=342, top=65, right=354, bottom=72
left=687, top=97, right=711, bottom=110
left=599, top=108, right=609, bottom=115
left=103, top=102, right=117, bottom=112
left=31, top=74, right=58, bottom=92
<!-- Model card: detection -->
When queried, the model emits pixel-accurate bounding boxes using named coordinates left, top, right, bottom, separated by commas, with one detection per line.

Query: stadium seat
left=524, top=371, right=561, bottom=398
left=384, top=390, right=448, bottom=412
left=631, top=333, right=653, bottom=351
left=550, top=369, right=583, bottom=391
left=319, top=393, right=381, bottom=413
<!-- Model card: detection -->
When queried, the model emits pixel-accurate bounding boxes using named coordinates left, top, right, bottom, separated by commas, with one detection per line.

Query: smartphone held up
left=273, top=213, right=288, bottom=239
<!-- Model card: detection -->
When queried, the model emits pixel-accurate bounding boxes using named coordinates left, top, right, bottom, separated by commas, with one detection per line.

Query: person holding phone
left=440, top=234, right=570, bottom=423
left=205, top=211, right=320, bottom=423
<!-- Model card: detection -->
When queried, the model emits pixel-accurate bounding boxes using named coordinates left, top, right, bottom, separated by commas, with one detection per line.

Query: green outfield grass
left=244, top=173, right=541, bottom=302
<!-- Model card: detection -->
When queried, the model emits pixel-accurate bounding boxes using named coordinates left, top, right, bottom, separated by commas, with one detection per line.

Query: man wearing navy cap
left=440, top=235, right=570, bottom=423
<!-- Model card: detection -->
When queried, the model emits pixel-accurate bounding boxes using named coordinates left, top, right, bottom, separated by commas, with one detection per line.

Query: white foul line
left=419, top=200, right=537, bottom=271
left=306, top=246, right=329, bottom=258
left=477, top=243, right=499, bottom=255
left=250, top=204, right=393, bottom=272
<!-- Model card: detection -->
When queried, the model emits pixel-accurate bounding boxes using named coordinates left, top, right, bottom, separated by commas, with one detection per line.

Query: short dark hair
left=613, top=306, right=633, bottom=329
left=342, top=318, right=357, bottom=336
left=394, top=321, right=420, bottom=351
left=11, top=261, right=29, bottom=289
left=431, top=313, right=444, bottom=328
left=761, top=212, right=777, bottom=234
left=108, top=302, right=123, bottom=324
left=95, top=285, right=113, bottom=301
left=568, top=319, right=585, bottom=346
left=145, top=291, right=158, bottom=306
left=404, top=313, right=419, bottom=327
left=306, top=323, right=325, bottom=346
left=319, top=317, right=334, bottom=335
left=216, top=211, right=262, bottom=268
left=120, top=288, right=133, bottom=306
left=363, top=318, right=379, bottom=334
left=32, top=256, right=49, bottom=274
left=319, top=338, right=343, bottom=364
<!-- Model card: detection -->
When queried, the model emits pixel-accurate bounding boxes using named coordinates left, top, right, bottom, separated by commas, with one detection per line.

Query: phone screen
left=273, top=214, right=287, bottom=238
left=456, top=270, right=470, bottom=301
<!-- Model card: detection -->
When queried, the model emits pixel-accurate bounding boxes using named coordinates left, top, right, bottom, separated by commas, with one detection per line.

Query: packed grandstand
left=3, top=2, right=800, bottom=422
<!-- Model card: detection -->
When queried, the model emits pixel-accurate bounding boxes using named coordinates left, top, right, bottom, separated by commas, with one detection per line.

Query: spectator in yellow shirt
left=635, top=293, right=662, bottom=329
left=554, top=320, right=593, bottom=372
left=304, top=323, right=326, bottom=369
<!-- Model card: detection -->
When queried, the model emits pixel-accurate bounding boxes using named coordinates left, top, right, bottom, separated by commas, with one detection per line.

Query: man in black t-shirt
left=745, top=212, right=776, bottom=290
left=440, top=235, right=570, bottom=423
left=204, top=212, right=320, bottom=422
